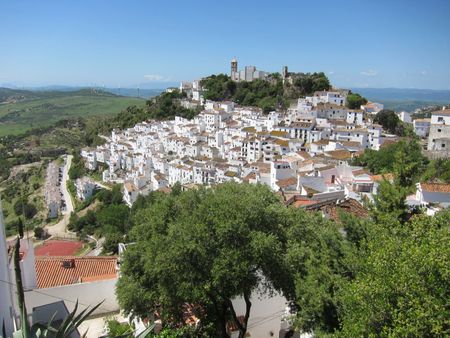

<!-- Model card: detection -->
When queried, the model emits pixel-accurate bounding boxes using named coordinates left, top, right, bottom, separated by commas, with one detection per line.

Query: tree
left=372, top=180, right=408, bottom=223
left=374, top=109, right=400, bottom=134
left=117, top=183, right=292, bottom=338
left=338, top=211, right=450, bottom=337
left=352, top=139, right=427, bottom=187
left=284, top=209, right=352, bottom=334
left=346, top=93, right=367, bottom=109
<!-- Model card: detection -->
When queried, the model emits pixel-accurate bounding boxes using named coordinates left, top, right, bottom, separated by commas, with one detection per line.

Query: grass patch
left=0, top=93, right=145, bottom=136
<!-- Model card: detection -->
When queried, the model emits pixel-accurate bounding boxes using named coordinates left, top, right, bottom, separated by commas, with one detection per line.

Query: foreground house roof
left=35, top=256, right=118, bottom=289
left=420, top=182, right=450, bottom=193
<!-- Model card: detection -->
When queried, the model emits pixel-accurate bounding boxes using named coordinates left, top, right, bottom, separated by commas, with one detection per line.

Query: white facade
left=413, top=118, right=431, bottom=138
left=427, top=109, right=450, bottom=152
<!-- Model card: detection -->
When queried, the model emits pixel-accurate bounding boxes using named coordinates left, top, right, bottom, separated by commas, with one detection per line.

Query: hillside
left=0, top=88, right=145, bottom=136
left=352, top=87, right=450, bottom=111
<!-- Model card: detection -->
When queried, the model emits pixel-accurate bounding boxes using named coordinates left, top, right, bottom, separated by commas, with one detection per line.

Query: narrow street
left=46, top=154, right=76, bottom=238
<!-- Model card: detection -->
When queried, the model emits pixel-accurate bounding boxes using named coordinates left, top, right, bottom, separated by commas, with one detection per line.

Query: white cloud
left=360, top=69, right=378, bottom=76
left=421, top=70, right=427, bottom=76
left=328, top=71, right=335, bottom=75
left=143, top=74, right=172, bottom=82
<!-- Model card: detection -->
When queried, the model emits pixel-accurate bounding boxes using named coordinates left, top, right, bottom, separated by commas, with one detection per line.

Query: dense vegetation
left=116, top=182, right=450, bottom=337
left=67, top=184, right=130, bottom=253
left=373, top=109, right=415, bottom=136
left=352, top=139, right=428, bottom=187
left=201, top=73, right=331, bottom=113
left=0, top=163, right=46, bottom=236
left=346, top=92, right=368, bottom=109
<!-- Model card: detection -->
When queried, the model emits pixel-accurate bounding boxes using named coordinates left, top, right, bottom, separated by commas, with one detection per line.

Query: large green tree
left=284, top=209, right=352, bottom=335
left=338, top=211, right=450, bottom=337
left=116, top=183, right=293, bottom=338
left=374, top=109, right=400, bottom=134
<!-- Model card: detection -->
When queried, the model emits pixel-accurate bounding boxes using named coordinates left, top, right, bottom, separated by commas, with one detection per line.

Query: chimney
left=62, top=259, right=75, bottom=268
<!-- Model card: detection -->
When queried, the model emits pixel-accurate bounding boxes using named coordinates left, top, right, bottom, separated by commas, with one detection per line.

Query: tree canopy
left=201, top=72, right=330, bottom=113
left=117, top=183, right=293, bottom=338
left=115, top=182, right=449, bottom=337
left=352, top=139, right=427, bottom=187
left=338, top=210, right=450, bottom=337
left=346, top=93, right=368, bottom=109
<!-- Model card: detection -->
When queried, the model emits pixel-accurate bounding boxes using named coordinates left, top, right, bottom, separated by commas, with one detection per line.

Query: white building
left=397, top=111, right=412, bottom=123
left=361, top=102, right=384, bottom=115
left=230, top=59, right=269, bottom=82
left=75, top=177, right=97, bottom=201
left=413, top=118, right=431, bottom=138
left=427, top=108, right=450, bottom=152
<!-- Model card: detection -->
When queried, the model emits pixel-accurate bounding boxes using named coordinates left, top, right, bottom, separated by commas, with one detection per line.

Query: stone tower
left=282, top=66, right=289, bottom=79
left=231, top=58, right=238, bottom=79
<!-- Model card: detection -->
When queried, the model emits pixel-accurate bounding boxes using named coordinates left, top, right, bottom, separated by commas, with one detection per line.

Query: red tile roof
left=35, top=256, right=118, bottom=289
left=421, top=182, right=450, bottom=193
left=322, top=198, right=369, bottom=222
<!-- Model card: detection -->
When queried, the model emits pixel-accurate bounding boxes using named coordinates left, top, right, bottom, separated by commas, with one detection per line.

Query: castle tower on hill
left=231, top=58, right=238, bottom=80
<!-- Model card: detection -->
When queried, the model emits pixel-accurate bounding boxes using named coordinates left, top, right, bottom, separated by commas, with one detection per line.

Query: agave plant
left=6, top=300, right=102, bottom=338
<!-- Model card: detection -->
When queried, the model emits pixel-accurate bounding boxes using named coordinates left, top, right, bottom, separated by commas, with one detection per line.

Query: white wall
left=0, top=202, right=15, bottom=337
left=25, top=278, right=119, bottom=317
left=231, top=292, right=288, bottom=338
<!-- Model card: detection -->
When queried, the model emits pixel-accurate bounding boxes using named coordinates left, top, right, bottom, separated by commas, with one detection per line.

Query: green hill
left=0, top=88, right=145, bottom=136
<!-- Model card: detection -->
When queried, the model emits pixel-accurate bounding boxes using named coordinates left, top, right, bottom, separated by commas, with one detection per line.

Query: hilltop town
left=77, top=60, right=450, bottom=213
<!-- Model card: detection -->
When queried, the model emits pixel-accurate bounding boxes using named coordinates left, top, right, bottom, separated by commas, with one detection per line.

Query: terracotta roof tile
left=421, top=182, right=450, bottom=193
left=35, top=256, right=118, bottom=289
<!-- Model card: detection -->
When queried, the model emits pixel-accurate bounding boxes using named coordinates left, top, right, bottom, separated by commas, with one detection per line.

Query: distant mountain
left=351, top=88, right=450, bottom=111
left=103, top=88, right=164, bottom=99
left=0, top=86, right=164, bottom=100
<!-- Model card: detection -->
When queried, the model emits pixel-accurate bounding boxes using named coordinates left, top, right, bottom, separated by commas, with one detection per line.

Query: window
left=442, top=144, right=446, bottom=148
left=438, top=117, right=444, bottom=122
left=438, top=129, right=442, bottom=132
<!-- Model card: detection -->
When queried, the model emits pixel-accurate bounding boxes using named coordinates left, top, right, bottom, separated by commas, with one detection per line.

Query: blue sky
left=1, top=0, right=449, bottom=89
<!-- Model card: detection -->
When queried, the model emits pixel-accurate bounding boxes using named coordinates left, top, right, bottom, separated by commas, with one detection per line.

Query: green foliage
left=201, top=72, right=330, bottom=113
left=0, top=88, right=145, bottom=136
left=98, top=184, right=123, bottom=205
left=352, top=139, right=427, bottom=187
left=13, top=199, right=37, bottom=219
left=106, top=319, right=134, bottom=338
left=372, top=180, right=409, bottom=223
left=68, top=153, right=85, bottom=180
left=292, top=72, right=331, bottom=96
left=373, top=109, right=415, bottom=137
left=346, top=93, right=367, bottom=109
left=33, top=226, right=45, bottom=239
left=117, top=183, right=292, bottom=338
left=337, top=211, right=450, bottom=337
left=374, top=109, right=400, bottom=134
left=68, top=184, right=131, bottom=250
left=422, top=158, right=450, bottom=183
left=284, top=210, right=351, bottom=334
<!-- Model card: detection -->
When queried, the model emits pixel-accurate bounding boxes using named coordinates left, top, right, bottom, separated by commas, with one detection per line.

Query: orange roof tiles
left=421, top=182, right=450, bottom=193
left=35, top=256, right=118, bottom=289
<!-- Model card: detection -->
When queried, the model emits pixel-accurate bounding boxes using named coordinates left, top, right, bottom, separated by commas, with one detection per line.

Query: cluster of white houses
left=80, top=88, right=395, bottom=207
